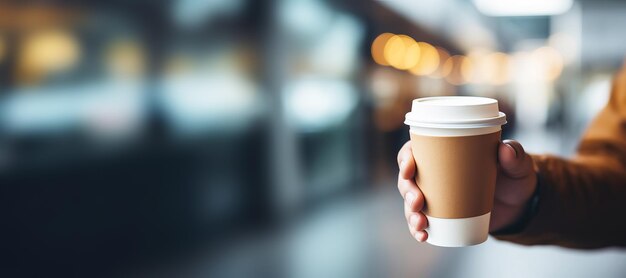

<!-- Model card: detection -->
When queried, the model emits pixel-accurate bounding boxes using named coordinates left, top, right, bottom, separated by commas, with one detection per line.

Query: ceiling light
left=472, top=0, right=573, bottom=17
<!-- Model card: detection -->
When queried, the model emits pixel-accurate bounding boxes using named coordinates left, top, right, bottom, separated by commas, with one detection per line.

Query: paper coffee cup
left=404, top=96, right=507, bottom=247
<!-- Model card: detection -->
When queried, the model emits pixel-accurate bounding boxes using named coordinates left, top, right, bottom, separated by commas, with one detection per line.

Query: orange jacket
left=494, top=66, right=626, bottom=248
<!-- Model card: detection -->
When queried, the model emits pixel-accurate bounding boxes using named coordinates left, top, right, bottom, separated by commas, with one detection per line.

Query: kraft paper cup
left=404, top=96, right=507, bottom=247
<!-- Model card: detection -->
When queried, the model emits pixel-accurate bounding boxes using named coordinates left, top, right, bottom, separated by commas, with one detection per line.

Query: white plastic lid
left=404, top=96, right=507, bottom=128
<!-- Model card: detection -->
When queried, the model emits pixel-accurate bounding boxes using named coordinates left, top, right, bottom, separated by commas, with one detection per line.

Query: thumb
left=499, top=140, right=533, bottom=179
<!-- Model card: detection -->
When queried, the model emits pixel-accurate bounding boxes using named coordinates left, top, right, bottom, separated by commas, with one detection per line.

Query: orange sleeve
left=493, top=66, right=626, bottom=248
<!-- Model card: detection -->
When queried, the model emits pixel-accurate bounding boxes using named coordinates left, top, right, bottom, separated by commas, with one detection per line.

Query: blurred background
left=1, top=0, right=626, bottom=277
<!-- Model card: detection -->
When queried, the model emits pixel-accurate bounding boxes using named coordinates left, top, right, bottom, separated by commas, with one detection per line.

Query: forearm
left=495, top=152, right=626, bottom=248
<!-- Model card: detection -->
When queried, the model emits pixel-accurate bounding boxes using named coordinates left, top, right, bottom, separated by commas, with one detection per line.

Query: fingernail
left=405, top=192, right=416, bottom=207
left=409, top=214, right=419, bottom=228
left=415, top=232, right=423, bottom=242
left=399, top=160, right=406, bottom=170
left=505, top=143, right=518, bottom=158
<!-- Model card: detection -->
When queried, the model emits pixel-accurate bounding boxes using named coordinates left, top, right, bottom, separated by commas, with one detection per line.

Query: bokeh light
left=430, top=47, right=451, bottom=78
left=19, top=28, right=81, bottom=81
left=460, top=55, right=475, bottom=83
left=532, top=46, right=564, bottom=81
left=485, top=52, right=510, bottom=85
left=105, top=38, right=146, bottom=78
left=371, top=33, right=394, bottom=66
left=409, top=42, right=440, bottom=76
left=384, top=35, right=420, bottom=70
left=461, top=50, right=512, bottom=85
left=445, top=55, right=469, bottom=85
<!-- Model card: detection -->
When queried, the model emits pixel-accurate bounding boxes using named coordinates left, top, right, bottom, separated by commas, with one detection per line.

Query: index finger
left=397, top=141, right=416, bottom=180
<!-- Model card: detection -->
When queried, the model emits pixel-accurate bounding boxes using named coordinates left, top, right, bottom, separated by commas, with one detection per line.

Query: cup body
left=404, top=97, right=506, bottom=247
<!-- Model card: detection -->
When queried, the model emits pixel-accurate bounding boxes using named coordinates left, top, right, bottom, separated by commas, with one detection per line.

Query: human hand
left=397, top=139, right=537, bottom=242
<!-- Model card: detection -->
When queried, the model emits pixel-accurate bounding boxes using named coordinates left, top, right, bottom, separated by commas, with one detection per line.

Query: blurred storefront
left=1, top=0, right=626, bottom=277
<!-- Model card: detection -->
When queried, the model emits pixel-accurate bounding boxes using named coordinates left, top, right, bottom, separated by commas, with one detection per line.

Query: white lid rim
left=404, top=121, right=507, bottom=129
left=414, top=96, right=497, bottom=106
left=404, top=112, right=506, bottom=127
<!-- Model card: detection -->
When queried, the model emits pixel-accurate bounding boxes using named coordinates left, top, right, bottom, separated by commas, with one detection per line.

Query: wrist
left=491, top=174, right=541, bottom=235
